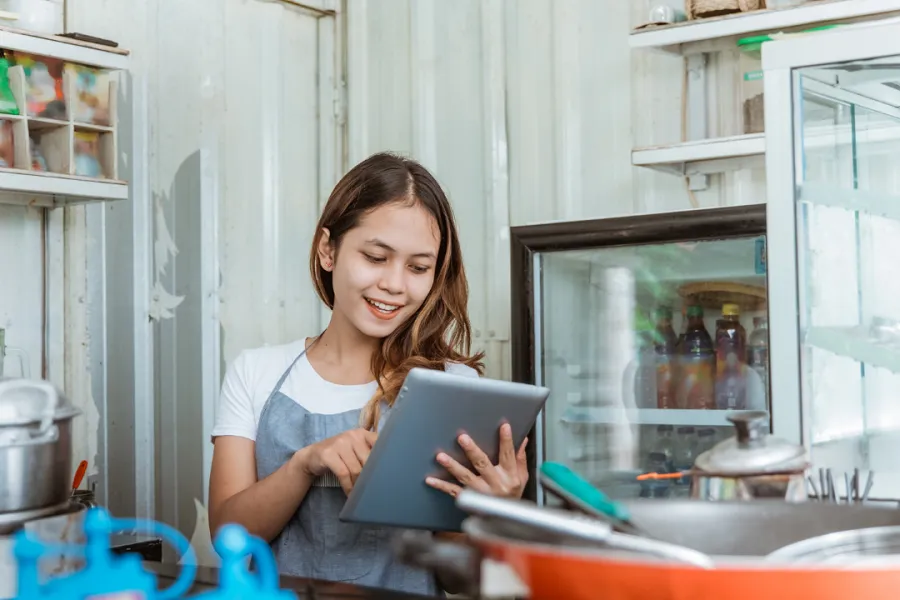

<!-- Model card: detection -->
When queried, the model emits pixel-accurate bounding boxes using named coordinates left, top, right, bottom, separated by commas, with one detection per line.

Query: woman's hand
left=294, top=428, right=378, bottom=496
left=425, top=423, right=528, bottom=499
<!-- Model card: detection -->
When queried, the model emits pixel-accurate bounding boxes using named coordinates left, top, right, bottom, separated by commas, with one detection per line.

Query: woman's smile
left=364, top=297, right=404, bottom=320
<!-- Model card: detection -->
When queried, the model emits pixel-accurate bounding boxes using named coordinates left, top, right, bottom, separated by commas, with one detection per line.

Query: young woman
left=208, top=152, right=528, bottom=596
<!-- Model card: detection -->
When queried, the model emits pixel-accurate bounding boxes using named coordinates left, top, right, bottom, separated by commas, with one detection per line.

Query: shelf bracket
left=686, top=53, right=709, bottom=191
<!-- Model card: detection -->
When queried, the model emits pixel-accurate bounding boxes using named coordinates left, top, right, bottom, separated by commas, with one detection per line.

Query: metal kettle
left=690, top=411, right=809, bottom=502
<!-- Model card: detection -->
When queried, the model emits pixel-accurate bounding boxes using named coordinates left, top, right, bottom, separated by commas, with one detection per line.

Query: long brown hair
left=310, top=152, right=484, bottom=429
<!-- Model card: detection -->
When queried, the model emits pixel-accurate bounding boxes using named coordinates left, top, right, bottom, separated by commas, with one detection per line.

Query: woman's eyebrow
left=365, top=238, right=436, bottom=259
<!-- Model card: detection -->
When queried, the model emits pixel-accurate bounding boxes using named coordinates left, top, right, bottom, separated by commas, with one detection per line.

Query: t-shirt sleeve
left=211, top=350, right=258, bottom=442
left=445, top=362, right=480, bottom=379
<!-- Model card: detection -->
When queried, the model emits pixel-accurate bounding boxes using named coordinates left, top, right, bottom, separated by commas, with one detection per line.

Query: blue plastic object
left=12, top=507, right=296, bottom=600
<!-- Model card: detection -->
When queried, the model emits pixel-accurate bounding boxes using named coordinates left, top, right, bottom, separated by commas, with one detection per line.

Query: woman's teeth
left=367, top=299, right=399, bottom=312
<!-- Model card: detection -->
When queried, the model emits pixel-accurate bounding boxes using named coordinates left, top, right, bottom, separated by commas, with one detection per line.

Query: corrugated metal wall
left=0, top=0, right=769, bottom=532
left=63, top=0, right=339, bottom=532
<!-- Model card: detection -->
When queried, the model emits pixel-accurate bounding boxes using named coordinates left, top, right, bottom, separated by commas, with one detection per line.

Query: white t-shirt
left=211, top=338, right=479, bottom=442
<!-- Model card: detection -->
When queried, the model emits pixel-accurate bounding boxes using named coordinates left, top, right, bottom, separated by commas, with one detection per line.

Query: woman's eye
left=410, top=265, right=430, bottom=274
left=364, top=253, right=386, bottom=263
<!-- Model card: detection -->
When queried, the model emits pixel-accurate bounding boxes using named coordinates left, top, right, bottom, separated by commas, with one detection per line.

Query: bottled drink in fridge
left=632, top=310, right=658, bottom=409
left=673, top=426, right=697, bottom=496
left=653, top=306, right=678, bottom=409
left=640, top=451, right=672, bottom=498
left=747, top=316, right=769, bottom=409
left=677, top=305, right=716, bottom=410
left=715, top=303, right=748, bottom=410
left=652, top=424, right=676, bottom=471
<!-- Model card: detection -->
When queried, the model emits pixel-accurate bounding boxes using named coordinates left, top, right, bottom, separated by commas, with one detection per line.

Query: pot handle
left=393, top=530, right=481, bottom=595
left=3, top=346, right=30, bottom=379
left=0, top=378, right=58, bottom=437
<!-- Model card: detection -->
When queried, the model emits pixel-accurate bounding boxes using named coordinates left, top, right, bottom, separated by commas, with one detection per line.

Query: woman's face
left=321, top=201, right=440, bottom=339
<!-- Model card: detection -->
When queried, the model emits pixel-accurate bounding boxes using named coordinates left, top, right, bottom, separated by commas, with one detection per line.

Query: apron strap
left=271, top=334, right=321, bottom=396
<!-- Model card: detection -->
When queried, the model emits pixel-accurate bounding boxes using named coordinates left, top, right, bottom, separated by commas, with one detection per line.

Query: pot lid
left=694, top=411, right=807, bottom=475
left=0, top=378, right=80, bottom=428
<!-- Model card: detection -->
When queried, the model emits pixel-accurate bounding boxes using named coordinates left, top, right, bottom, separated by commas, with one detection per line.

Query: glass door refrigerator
left=763, top=19, right=900, bottom=503
left=510, top=205, right=770, bottom=505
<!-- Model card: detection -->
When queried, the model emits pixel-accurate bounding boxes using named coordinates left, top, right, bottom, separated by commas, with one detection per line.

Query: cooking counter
left=145, top=562, right=445, bottom=599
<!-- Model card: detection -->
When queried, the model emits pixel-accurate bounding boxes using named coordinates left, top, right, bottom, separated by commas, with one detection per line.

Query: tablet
left=339, top=367, right=550, bottom=532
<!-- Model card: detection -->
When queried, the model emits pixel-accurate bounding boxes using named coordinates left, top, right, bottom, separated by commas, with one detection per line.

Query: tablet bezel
left=338, top=367, right=550, bottom=532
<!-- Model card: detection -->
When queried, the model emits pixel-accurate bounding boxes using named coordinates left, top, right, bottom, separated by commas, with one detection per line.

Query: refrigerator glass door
left=794, top=56, right=900, bottom=498
left=534, top=234, right=769, bottom=502
left=764, top=22, right=900, bottom=501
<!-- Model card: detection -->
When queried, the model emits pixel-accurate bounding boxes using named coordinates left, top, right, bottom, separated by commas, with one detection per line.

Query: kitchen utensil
left=396, top=498, right=900, bottom=600
left=862, top=471, right=875, bottom=502
left=0, top=378, right=81, bottom=513
left=456, top=490, right=715, bottom=568
left=71, top=460, right=88, bottom=494
left=0, top=329, right=29, bottom=379
left=539, top=462, right=644, bottom=535
left=691, top=411, right=808, bottom=501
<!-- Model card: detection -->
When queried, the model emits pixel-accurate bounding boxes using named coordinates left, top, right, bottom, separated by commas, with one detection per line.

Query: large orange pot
left=465, top=517, right=900, bottom=600
left=396, top=497, right=900, bottom=600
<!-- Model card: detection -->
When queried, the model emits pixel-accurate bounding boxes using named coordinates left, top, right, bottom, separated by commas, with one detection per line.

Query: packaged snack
left=0, top=120, right=14, bottom=168
left=65, top=63, right=110, bottom=126
left=11, top=52, right=66, bottom=119
left=74, top=131, right=102, bottom=178
left=30, top=136, right=48, bottom=171
left=0, top=57, right=19, bottom=115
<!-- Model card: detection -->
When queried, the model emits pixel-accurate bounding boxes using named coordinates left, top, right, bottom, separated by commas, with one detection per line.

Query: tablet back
left=339, top=367, right=550, bottom=532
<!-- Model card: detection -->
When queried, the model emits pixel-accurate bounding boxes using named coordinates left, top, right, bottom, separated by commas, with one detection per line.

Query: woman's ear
left=317, top=228, right=335, bottom=272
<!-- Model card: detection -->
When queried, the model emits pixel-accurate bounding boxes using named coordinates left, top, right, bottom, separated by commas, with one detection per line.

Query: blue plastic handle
left=111, top=517, right=197, bottom=600
left=540, top=461, right=632, bottom=522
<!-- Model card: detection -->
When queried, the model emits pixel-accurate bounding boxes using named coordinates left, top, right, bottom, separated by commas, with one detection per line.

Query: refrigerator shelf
left=806, top=326, right=900, bottom=374
left=561, top=406, right=764, bottom=428
left=799, top=184, right=900, bottom=222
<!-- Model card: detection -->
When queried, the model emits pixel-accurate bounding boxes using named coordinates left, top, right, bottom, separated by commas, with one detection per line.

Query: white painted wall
left=60, top=0, right=340, bottom=534
left=0, top=0, right=775, bottom=532
left=346, top=0, right=772, bottom=385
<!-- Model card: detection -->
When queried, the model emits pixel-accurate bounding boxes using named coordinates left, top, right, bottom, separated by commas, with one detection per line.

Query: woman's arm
left=208, top=436, right=316, bottom=543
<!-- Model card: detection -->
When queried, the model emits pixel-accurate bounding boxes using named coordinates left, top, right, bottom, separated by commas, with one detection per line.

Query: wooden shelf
left=634, top=121, right=900, bottom=176
left=632, top=134, right=766, bottom=176
left=0, top=25, right=127, bottom=70
left=0, top=61, right=122, bottom=206
left=630, top=0, right=900, bottom=55
left=0, top=168, right=126, bottom=206
left=561, top=406, right=765, bottom=428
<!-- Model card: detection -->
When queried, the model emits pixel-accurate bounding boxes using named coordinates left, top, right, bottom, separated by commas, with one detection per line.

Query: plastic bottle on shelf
left=696, top=427, right=718, bottom=455
left=640, top=451, right=672, bottom=498
left=715, top=303, right=748, bottom=410
left=652, top=424, right=676, bottom=472
left=673, top=426, right=697, bottom=495
left=677, top=305, right=716, bottom=410
left=632, top=309, right=658, bottom=409
left=747, top=316, right=769, bottom=410
left=653, top=306, right=678, bottom=409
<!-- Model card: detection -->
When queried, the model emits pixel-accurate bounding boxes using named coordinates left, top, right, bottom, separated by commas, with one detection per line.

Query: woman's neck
left=307, top=314, right=380, bottom=385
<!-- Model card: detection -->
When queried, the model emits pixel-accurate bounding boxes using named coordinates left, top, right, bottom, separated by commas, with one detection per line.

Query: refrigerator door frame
left=510, top=203, right=767, bottom=504
left=763, top=20, right=900, bottom=497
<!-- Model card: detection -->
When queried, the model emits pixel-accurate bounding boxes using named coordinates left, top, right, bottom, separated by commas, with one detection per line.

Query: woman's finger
left=457, top=434, right=500, bottom=487
left=516, top=437, right=529, bottom=477
left=425, top=476, right=463, bottom=498
left=437, top=452, right=481, bottom=487
left=497, top=423, right=517, bottom=472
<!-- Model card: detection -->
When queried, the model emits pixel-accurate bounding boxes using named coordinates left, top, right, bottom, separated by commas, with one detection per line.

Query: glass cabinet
left=764, top=21, right=900, bottom=501
left=510, top=206, right=769, bottom=504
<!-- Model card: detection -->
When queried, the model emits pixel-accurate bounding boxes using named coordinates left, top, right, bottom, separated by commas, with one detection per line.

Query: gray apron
left=254, top=348, right=441, bottom=596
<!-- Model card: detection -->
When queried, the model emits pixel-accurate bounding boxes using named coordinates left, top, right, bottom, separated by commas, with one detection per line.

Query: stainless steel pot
left=767, top=526, right=900, bottom=565
left=0, top=379, right=80, bottom=514
left=621, top=498, right=900, bottom=556
left=691, top=411, right=809, bottom=501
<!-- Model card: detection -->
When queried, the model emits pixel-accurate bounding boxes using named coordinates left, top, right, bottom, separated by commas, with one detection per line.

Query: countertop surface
left=146, top=562, right=438, bottom=599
